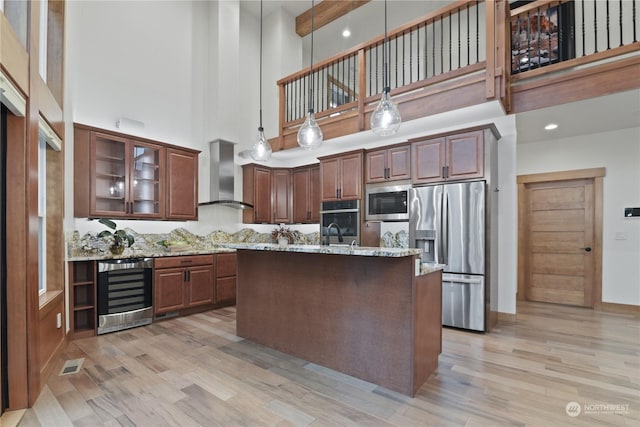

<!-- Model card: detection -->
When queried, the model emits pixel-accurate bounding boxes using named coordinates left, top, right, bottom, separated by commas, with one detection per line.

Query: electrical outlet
left=56, top=313, right=62, bottom=329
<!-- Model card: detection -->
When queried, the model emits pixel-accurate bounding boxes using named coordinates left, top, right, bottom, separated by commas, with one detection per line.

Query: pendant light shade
left=297, top=0, right=323, bottom=149
left=251, top=0, right=272, bottom=161
left=371, top=0, right=401, bottom=136
left=251, top=126, right=272, bottom=161
left=298, top=109, right=323, bottom=149
left=371, top=89, right=401, bottom=136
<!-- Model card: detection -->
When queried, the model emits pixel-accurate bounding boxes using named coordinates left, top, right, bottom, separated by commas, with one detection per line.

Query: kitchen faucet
left=324, top=222, right=344, bottom=245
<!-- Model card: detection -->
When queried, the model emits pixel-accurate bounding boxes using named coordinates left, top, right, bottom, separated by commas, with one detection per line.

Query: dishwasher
left=97, top=258, right=154, bottom=335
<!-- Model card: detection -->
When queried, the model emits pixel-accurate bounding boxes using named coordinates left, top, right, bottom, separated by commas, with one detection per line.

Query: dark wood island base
left=235, top=247, right=442, bottom=397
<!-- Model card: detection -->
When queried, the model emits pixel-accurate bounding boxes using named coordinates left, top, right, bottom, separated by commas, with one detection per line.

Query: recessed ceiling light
left=342, top=28, right=351, bottom=38
left=544, top=123, right=558, bottom=130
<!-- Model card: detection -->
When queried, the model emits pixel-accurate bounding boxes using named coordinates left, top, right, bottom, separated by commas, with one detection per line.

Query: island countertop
left=226, top=243, right=422, bottom=258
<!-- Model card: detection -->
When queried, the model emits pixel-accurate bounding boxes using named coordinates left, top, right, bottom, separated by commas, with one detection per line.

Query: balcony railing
left=274, top=0, right=640, bottom=151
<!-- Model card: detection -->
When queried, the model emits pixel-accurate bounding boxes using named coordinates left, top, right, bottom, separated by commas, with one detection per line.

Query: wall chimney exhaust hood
left=198, top=139, right=254, bottom=209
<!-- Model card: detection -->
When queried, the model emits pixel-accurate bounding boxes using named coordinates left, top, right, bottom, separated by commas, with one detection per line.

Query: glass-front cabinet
left=90, top=132, right=164, bottom=218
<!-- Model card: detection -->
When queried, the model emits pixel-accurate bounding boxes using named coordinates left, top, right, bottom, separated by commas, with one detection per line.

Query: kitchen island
left=229, top=243, right=443, bottom=397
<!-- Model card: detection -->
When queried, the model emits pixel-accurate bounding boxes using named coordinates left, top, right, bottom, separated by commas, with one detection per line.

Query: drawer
left=216, top=253, right=237, bottom=278
left=154, top=255, right=214, bottom=269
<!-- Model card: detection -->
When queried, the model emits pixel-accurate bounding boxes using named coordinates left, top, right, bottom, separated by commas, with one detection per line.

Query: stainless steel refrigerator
left=410, top=181, right=488, bottom=331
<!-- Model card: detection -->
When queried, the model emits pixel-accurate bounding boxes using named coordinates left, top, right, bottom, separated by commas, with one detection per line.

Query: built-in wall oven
left=97, top=258, right=153, bottom=335
left=320, top=200, right=360, bottom=245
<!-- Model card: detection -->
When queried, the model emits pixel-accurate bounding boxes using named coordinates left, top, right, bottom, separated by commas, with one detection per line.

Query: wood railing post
left=495, top=0, right=511, bottom=112
left=278, top=83, right=285, bottom=151
left=357, top=48, right=366, bottom=131
left=485, top=0, right=496, bottom=99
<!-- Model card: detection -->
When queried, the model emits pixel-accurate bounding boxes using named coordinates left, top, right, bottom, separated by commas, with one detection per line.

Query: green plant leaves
left=98, top=218, right=117, bottom=230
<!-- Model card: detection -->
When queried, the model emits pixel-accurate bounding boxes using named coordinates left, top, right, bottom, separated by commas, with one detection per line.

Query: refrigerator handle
left=442, top=190, right=449, bottom=266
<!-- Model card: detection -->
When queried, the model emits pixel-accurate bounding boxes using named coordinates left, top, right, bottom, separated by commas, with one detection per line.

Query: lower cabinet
left=215, top=252, right=237, bottom=303
left=154, top=255, right=215, bottom=315
left=153, top=253, right=237, bottom=316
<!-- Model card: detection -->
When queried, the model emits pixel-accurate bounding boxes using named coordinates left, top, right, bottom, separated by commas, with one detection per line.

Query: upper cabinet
left=166, top=149, right=198, bottom=220
left=365, top=144, right=411, bottom=183
left=292, top=165, right=320, bottom=224
left=319, top=150, right=363, bottom=201
left=242, top=164, right=272, bottom=224
left=74, top=123, right=199, bottom=220
left=411, top=130, right=484, bottom=184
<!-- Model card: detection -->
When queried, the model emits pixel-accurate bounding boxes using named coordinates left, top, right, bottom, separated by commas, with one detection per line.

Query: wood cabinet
left=69, top=261, right=97, bottom=339
left=242, top=165, right=292, bottom=224
left=365, top=144, right=411, bottom=183
left=74, top=123, right=200, bottom=220
left=166, top=148, right=198, bottom=220
left=272, top=169, right=292, bottom=224
left=215, top=253, right=237, bottom=303
left=412, top=130, right=484, bottom=184
left=154, top=255, right=215, bottom=315
left=292, top=165, right=320, bottom=223
left=319, top=150, right=363, bottom=201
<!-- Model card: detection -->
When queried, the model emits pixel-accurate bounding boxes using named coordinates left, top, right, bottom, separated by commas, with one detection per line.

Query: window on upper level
left=2, top=0, right=29, bottom=51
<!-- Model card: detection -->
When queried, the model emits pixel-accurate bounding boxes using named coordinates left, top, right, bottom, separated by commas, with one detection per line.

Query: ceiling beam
left=295, top=1, right=371, bottom=37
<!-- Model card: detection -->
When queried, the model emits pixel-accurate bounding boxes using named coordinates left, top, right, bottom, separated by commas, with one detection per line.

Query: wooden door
left=129, top=141, right=164, bottom=218
left=446, top=130, right=484, bottom=180
left=412, top=138, right=445, bottom=184
left=272, top=169, right=291, bottom=224
left=166, top=148, right=197, bottom=220
left=320, top=157, right=340, bottom=201
left=524, top=179, right=596, bottom=307
left=253, top=166, right=272, bottom=223
left=388, top=145, right=411, bottom=181
left=309, top=166, right=320, bottom=222
left=339, top=152, right=363, bottom=200
left=154, top=268, right=186, bottom=314
left=365, top=149, right=387, bottom=183
left=187, top=265, right=214, bottom=307
left=90, top=132, right=129, bottom=217
left=292, top=167, right=311, bottom=223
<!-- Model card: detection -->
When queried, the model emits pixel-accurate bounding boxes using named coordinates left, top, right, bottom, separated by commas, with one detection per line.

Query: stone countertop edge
left=227, top=243, right=423, bottom=258
left=419, top=263, right=446, bottom=276
left=67, top=247, right=236, bottom=262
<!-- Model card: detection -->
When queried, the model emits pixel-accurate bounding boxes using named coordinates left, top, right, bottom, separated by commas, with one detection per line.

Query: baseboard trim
left=600, top=302, right=640, bottom=315
left=497, top=311, right=517, bottom=323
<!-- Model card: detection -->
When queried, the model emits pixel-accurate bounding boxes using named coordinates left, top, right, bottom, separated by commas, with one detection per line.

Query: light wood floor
left=17, top=302, right=640, bottom=426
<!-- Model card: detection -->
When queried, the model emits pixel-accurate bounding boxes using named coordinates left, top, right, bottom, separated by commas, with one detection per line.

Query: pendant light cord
left=259, top=0, right=263, bottom=130
left=308, top=0, right=315, bottom=113
left=383, top=0, right=389, bottom=91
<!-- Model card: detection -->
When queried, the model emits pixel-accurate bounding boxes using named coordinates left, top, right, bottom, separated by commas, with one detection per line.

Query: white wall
left=517, top=127, right=640, bottom=306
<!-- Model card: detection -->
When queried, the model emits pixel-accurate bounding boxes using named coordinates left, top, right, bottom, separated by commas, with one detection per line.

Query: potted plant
left=271, top=224, right=296, bottom=245
left=97, top=218, right=135, bottom=255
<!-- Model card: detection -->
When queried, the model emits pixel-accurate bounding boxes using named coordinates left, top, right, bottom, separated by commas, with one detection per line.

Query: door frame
left=517, top=167, right=605, bottom=310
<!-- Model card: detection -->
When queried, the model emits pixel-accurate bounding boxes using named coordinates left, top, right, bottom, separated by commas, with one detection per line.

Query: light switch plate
left=615, top=232, right=628, bottom=240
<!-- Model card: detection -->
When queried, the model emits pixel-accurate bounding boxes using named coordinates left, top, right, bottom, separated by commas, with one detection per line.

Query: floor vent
left=59, top=358, right=84, bottom=376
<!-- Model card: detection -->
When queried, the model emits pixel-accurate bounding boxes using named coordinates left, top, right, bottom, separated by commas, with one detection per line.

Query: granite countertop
left=420, top=262, right=446, bottom=275
left=227, top=243, right=422, bottom=258
left=67, top=246, right=236, bottom=262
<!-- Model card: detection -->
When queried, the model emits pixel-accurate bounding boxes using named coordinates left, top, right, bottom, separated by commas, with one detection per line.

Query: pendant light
left=370, top=0, right=401, bottom=136
left=251, top=0, right=272, bottom=161
left=297, top=0, right=323, bottom=150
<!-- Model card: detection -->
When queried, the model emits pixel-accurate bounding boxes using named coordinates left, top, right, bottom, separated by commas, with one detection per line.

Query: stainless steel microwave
left=365, top=184, right=411, bottom=221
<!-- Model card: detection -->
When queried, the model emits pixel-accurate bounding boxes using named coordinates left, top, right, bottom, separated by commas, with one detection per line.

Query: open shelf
left=70, top=261, right=97, bottom=338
